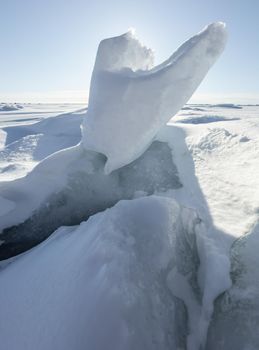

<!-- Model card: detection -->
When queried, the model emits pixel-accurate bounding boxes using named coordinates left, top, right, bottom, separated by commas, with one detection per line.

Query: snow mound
left=190, top=128, right=237, bottom=152
left=0, top=196, right=203, bottom=350
left=82, top=22, right=227, bottom=173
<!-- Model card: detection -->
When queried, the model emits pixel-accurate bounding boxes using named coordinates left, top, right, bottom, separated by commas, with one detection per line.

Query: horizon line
left=0, top=90, right=259, bottom=105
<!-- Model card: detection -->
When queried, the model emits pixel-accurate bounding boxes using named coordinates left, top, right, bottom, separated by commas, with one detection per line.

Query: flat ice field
left=1, top=101, right=259, bottom=350
left=0, top=103, right=85, bottom=180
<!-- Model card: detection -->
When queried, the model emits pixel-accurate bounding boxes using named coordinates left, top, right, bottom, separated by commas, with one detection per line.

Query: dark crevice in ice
left=0, top=141, right=182, bottom=260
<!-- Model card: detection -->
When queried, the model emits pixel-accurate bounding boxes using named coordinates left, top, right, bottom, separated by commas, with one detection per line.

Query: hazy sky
left=1, top=0, right=259, bottom=103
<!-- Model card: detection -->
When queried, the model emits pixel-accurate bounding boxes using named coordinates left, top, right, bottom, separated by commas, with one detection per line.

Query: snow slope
left=0, top=196, right=204, bottom=350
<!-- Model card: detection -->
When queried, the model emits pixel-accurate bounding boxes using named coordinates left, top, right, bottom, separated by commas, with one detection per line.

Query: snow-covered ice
left=207, top=222, right=259, bottom=349
left=0, top=22, right=259, bottom=350
left=173, top=104, right=259, bottom=237
left=1, top=106, right=259, bottom=350
left=0, top=107, right=85, bottom=181
left=0, top=103, right=23, bottom=112
left=0, top=196, right=204, bottom=350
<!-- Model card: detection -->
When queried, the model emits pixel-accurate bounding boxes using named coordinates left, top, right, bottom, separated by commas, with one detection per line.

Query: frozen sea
left=1, top=102, right=258, bottom=237
left=0, top=102, right=259, bottom=350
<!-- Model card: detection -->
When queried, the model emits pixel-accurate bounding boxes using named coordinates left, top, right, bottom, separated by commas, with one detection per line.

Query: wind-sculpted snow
left=0, top=196, right=203, bottom=350
left=82, top=22, right=227, bottom=174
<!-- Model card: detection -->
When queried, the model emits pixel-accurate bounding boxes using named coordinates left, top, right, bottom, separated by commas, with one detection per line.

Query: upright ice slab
left=82, top=23, right=227, bottom=173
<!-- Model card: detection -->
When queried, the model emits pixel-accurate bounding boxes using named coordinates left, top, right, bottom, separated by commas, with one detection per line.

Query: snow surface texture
left=0, top=196, right=203, bottom=350
left=0, top=109, right=84, bottom=181
left=173, top=105, right=259, bottom=237
left=1, top=103, right=259, bottom=350
left=1, top=23, right=259, bottom=350
left=82, top=23, right=227, bottom=174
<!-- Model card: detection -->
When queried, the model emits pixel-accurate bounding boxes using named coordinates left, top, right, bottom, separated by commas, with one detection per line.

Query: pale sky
left=1, top=0, right=259, bottom=104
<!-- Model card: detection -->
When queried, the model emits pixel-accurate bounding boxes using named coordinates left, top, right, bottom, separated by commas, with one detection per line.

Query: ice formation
left=82, top=22, right=227, bottom=173
left=0, top=22, right=227, bottom=255
left=0, top=23, right=236, bottom=350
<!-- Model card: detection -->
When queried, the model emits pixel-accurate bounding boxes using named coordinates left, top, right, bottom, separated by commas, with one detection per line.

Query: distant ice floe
left=0, top=103, right=23, bottom=112
left=181, top=106, right=206, bottom=111
left=212, top=103, right=242, bottom=109
left=177, top=115, right=239, bottom=124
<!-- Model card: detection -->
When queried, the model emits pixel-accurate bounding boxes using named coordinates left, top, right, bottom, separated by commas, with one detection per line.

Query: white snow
left=82, top=22, right=227, bottom=174
left=173, top=104, right=259, bottom=237
left=0, top=107, right=84, bottom=181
